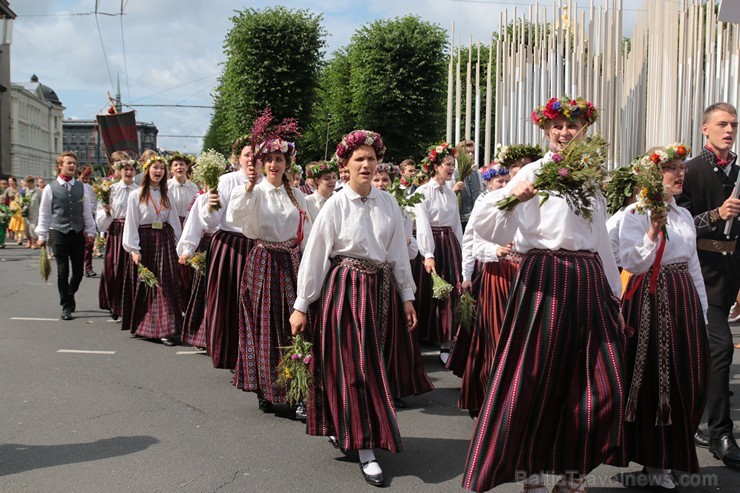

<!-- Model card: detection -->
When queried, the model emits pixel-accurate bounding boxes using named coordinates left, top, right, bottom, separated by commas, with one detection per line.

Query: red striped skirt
left=177, top=216, right=193, bottom=314
left=98, top=219, right=129, bottom=318
left=181, top=234, right=212, bottom=347
left=204, top=230, right=253, bottom=369
left=307, top=256, right=403, bottom=453
left=458, top=257, right=520, bottom=410
left=121, top=224, right=182, bottom=339
left=462, top=249, right=626, bottom=491
left=622, top=263, right=709, bottom=473
left=447, top=260, right=484, bottom=377
left=413, top=226, right=462, bottom=344
left=233, top=239, right=300, bottom=402
left=384, top=290, right=435, bottom=399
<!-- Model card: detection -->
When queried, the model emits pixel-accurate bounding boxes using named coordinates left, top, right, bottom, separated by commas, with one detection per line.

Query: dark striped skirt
left=233, top=239, right=299, bottom=402
left=181, top=234, right=212, bottom=348
left=98, top=219, right=129, bottom=318
left=384, top=289, right=435, bottom=399
left=459, top=256, right=520, bottom=410
left=204, top=230, right=253, bottom=369
left=447, top=260, right=485, bottom=377
left=462, top=249, right=626, bottom=491
left=413, top=226, right=462, bottom=345
left=307, top=256, right=403, bottom=453
left=622, top=263, right=709, bottom=473
left=121, top=224, right=181, bottom=339
left=177, top=216, right=193, bottom=314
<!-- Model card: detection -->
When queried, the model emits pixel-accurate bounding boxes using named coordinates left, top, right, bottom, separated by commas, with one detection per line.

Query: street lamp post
left=323, top=113, right=332, bottom=161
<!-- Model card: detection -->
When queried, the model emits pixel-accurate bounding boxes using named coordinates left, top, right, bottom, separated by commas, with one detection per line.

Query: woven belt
left=503, top=251, right=524, bottom=264
left=697, top=238, right=736, bottom=254
left=255, top=238, right=300, bottom=275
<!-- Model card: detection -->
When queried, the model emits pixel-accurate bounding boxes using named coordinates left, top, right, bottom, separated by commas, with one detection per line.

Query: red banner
left=96, top=111, right=139, bottom=161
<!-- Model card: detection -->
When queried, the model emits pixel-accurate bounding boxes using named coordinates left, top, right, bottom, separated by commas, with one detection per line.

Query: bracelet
left=709, top=208, right=721, bottom=223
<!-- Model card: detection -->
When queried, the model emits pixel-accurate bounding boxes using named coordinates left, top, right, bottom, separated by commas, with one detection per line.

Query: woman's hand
left=131, top=253, right=141, bottom=265
left=178, top=254, right=191, bottom=265
left=244, top=164, right=260, bottom=192
left=423, top=257, right=436, bottom=274
left=452, top=181, right=464, bottom=193
left=403, top=301, right=418, bottom=332
left=461, top=280, right=473, bottom=293
left=207, top=189, right=221, bottom=210
left=290, top=309, right=307, bottom=335
left=496, top=243, right=513, bottom=258
left=511, top=180, right=537, bottom=203
left=647, top=210, right=668, bottom=242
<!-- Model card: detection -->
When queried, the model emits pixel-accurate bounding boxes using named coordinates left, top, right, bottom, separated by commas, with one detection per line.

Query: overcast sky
left=11, top=0, right=643, bottom=155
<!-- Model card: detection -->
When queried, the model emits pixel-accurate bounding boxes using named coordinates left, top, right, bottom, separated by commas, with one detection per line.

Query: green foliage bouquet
left=276, top=335, right=313, bottom=405
left=193, top=149, right=229, bottom=212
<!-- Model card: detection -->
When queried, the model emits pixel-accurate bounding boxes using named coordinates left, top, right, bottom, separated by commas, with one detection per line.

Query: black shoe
left=360, top=460, right=384, bottom=487
left=161, top=338, right=177, bottom=347
left=468, top=408, right=480, bottom=420
left=61, top=309, right=72, bottom=321
left=709, top=434, right=740, bottom=469
left=85, top=270, right=97, bottom=278
left=293, top=400, right=307, bottom=421
left=694, top=429, right=710, bottom=448
left=328, top=436, right=340, bottom=449
left=393, top=398, right=407, bottom=409
left=111, top=313, right=119, bottom=321
left=70, top=299, right=76, bottom=313
left=258, top=398, right=274, bottom=413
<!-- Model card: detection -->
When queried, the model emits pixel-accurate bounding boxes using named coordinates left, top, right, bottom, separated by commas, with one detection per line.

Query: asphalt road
left=1, top=243, right=739, bottom=492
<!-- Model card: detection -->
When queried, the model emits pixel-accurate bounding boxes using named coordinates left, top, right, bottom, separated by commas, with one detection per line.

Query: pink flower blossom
left=551, top=153, right=564, bottom=163
left=303, top=356, right=312, bottom=365
left=558, top=167, right=569, bottom=177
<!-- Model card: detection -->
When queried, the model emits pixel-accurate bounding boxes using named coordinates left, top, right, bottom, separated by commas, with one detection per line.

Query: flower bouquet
left=187, top=251, right=206, bottom=275
left=455, top=291, right=477, bottom=332
left=20, top=191, right=31, bottom=217
left=431, top=271, right=454, bottom=299
left=496, top=135, right=609, bottom=222
left=39, top=246, right=51, bottom=282
left=276, top=335, right=313, bottom=406
left=93, top=178, right=113, bottom=206
left=192, top=149, right=229, bottom=212
left=95, top=234, right=107, bottom=252
left=137, top=263, right=159, bottom=289
left=388, top=177, right=423, bottom=215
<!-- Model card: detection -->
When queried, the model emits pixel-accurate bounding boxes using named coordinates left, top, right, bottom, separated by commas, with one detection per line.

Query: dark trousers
left=84, top=240, right=94, bottom=272
left=50, top=229, right=85, bottom=311
left=706, top=304, right=735, bottom=438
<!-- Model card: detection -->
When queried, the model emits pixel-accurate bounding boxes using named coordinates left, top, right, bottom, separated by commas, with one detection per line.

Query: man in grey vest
left=36, top=152, right=97, bottom=320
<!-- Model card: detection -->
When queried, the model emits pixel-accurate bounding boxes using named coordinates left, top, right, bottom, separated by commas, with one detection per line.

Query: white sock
left=645, top=467, right=675, bottom=489
left=359, top=449, right=382, bottom=475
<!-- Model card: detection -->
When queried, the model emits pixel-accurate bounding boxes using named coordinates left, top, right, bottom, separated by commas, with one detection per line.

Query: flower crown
left=481, top=163, right=510, bottom=181
left=112, top=158, right=139, bottom=171
left=306, top=160, right=339, bottom=179
left=495, top=143, right=544, bottom=167
left=531, top=97, right=599, bottom=129
left=420, top=142, right=456, bottom=176
left=168, top=151, right=194, bottom=166
left=643, top=143, right=691, bottom=167
left=142, top=155, right=167, bottom=172
left=288, top=162, right=303, bottom=177
left=256, top=138, right=297, bottom=159
left=376, top=162, right=400, bottom=178
left=335, top=130, right=386, bottom=162
left=232, top=134, right=251, bottom=153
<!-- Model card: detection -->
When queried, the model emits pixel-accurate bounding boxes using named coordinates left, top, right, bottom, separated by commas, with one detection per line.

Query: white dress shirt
left=473, top=152, right=622, bottom=298
left=305, top=192, right=333, bottom=222
left=226, top=180, right=312, bottom=249
left=168, top=178, right=199, bottom=219
left=35, top=176, right=97, bottom=242
left=122, top=187, right=182, bottom=254
left=413, top=179, right=464, bottom=259
left=606, top=207, right=628, bottom=267
left=618, top=197, right=708, bottom=319
left=177, top=192, right=208, bottom=257
left=294, top=185, right=416, bottom=313
left=200, top=171, right=249, bottom=235
left=96, top=181, right=139, bottom=231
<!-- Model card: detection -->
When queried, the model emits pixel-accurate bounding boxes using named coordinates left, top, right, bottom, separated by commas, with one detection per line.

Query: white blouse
left=96, top=181, right=138, bottom=231
left=200, top=171, right=249, bottom=235
left=606, top=207, right=628, bottom=267
left=305, top=192, right=332, bottom=222
left=413, top=179, right=463, bottom=259
left=168, top=178, right=200, bottom=219
left=618, top=197, right=708, bottom=318
left=461, top=196, right=505, bottom=281
left=294, top=185, right=416, bottom=313
left=473, top=152, right=622, bottom=298
left=403, top=211, right=418, bottom=260
left=177, top=192, right=208, bottom=257
left=122, top=187, right=182, bottom=254
left=226, top=180, right=312, bottom=249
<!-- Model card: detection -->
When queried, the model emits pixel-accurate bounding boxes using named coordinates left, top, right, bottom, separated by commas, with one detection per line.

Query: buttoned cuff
left=293, top=297, right=310, bottom=313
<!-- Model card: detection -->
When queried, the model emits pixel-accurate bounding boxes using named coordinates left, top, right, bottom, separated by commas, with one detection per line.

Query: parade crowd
left=6, top=97, right=740, bottom=491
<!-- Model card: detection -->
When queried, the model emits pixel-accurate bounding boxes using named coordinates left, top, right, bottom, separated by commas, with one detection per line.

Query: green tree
left=204, top=7, right=326, bottom=155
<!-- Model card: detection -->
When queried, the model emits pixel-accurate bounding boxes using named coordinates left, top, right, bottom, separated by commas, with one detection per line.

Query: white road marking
left=10, top=317, right=58, bottom=321
left=57, top=349, right=116, bottom=355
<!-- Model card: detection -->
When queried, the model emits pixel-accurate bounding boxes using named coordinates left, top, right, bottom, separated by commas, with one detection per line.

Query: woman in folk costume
left=168, top=152, right=199, bottom=314
left=412, top=142, right=464, bottom=364
left=97, top=157, right=139, bottom=321
left=619, top=144, right=709, bottom=489
left=201, top=136, right=257, bottom=369
left=290, top=130, right=417, bottom=487
left=304, top=160, right=337, bottom=222
left=456, top=163, right=514, bottom=419
left=372, top=162, right=434, bottom=409
left=177, top=191, right=211, bottom=349
left=225, top=112, right=309, bottom=416
left=462, top=97, right=626, bottom=493
left=122, top=154, right=182, bottom=346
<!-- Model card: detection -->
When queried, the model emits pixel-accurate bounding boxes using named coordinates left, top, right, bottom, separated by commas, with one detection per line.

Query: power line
left=94, top=5, right=115, bottom=91
left=127, top=74, right=219, bottom=104
left=119, top=0, right=131, bottom=103
left=18, top=12, right=123, bottom=17
left=127, top=104, right=214, bottom=109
